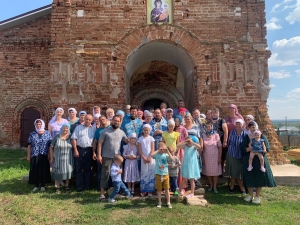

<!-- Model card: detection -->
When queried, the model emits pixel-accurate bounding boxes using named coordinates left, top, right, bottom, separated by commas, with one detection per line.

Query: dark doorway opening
left=20, top=108, right=41, bottom=147
left=143, top=99, right=163, bottom=111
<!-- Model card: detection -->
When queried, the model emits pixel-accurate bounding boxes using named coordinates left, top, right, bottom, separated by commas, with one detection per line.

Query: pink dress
left=175, top=125, right=188, bottom=186
left=202, top=133, right=222, bottom=176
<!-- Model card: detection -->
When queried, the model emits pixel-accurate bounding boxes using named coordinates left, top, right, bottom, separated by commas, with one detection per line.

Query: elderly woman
left=192, top=108, right=206, bottom=134
left=202, top=122, right=222, bottom=193
left=27, top=119, right=52, bottom=192
left=93, top=114, right=101, bottom=129
left=49, top=123, right=74, bottom=193
left=224, top=104, right=245, bottom=134
left=106, top=108, right=115, bottom=122
left=48, top=108, right=69, bottom=138
left=143, top=111, right=153, bottom=125
left=224, top=119, right=247, bottom=194
left=211, top=107, right=228, bottom=172
left=244, top=114, right=258, bottom=134
left=241, top=122, right=276, bottom=204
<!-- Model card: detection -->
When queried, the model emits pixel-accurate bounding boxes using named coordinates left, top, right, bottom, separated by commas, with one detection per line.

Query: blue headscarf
left=116, top=110, right=125, bottom=117
left=175, top=115, right=182, bottom=124
left=60, top=123, right=71, bottom=134
left=205, top=124, right=214, bottom=136
left=189, top=135, right=199, bottom=143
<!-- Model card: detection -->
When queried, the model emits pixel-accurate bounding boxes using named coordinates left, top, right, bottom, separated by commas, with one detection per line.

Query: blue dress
left=181, top=145, right=200, bottom=179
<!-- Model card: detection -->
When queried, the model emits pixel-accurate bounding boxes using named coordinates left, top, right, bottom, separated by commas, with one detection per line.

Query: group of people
left=27, top=100, right=276, bottom=208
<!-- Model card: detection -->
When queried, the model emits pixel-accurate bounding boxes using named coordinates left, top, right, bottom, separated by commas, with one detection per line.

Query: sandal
left=99, top=195, right=106, bottom=201
left=65, top=186, right=70, bottom=191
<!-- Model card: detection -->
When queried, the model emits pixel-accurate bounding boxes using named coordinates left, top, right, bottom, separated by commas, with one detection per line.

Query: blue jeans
left=109, top=181, right=131, bottom=199
left=170, top=176, right=178, bottom=192
left=75, top=146, right=92, bottom=191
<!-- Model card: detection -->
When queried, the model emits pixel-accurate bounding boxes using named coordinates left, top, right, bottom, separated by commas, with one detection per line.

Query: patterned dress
left=202, top=133, right=222, bottom=176
left=49, top=119, right=69, bottom=138
left=50, top=135, right=74, bottom=180
left=28, top=131, right=52, bottom=185
left=138, top=136, right=156, bottom=193
left=122, top=144, right=140, bottom=182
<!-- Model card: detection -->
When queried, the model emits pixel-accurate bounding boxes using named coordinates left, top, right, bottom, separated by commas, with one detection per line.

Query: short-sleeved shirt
left=168, top=156, right=181, bottom=177
left=224, top=115, right=244, bottom=133
left=99, top=127, right=127, bottom=158
left=94, top=125, right=110, bottom=142
left=186, top=124, right=202, bottom=141
left=49, top=119, right=69, bottom=138
left=251, top=138, right=264, bottom=152
left=153, top=153, right=169, bottom=175
left=28, top=131, right=52, bottom=157
left=137, top=136, right=155, bottom=157
left=71, top=124, right=96, bottom=148
left=210, top=118, right=226, bottom=137
left=162, top=131, right=180, bottom=149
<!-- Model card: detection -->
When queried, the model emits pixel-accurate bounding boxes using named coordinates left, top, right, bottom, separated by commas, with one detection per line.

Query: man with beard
left=150, top=108, right=168, bottom=150
left=97, top=115, right=128, bottom=200
left=122, top=105, right=143, bottom=137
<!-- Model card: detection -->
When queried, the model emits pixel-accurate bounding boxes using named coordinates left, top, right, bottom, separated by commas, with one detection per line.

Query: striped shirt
left=71, top=124, right=96, bottom=148
left=227, top=129, right=247, bottom=159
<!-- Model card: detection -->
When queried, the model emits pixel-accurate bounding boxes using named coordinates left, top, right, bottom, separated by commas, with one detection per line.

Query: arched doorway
left=143, top=98, right=163, bottom=111
left=20, top=108, right=40, bottom=147
left=124, top=41, right=197, bottom=110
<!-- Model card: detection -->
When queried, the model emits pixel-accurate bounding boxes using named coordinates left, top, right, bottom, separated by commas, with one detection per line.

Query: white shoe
left=108, top=198, right=116, bottom=203
left=260, top=167, right=266, bottom=172
left=244, top=195, right=253, bottom=202
left=252, top=197, right=261, bottom=204
left=247, top=166, right=253, bottom=171
left=32, top=187, right=39, bottom=193
left=157, top=203, right=162, bottom=208
left=40, top=187, right=46, bottom=192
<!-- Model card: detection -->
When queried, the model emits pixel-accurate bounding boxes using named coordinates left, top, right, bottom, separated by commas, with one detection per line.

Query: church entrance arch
left=124, top=40, right=197, bottom=110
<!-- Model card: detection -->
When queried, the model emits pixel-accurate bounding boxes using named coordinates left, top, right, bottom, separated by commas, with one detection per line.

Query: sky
left=0, top=0, right=299, bottom=120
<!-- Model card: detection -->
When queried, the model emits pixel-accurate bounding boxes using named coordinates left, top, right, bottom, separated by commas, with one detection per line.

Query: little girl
left=248, top=130, right=266, bottom=172
left=162, top=120, right=180, bottom=149
left=123, top=133, right=140, bottom=195
left=177, top=137, right=202, bottom=198
left=137, top=124, right=156, bottom=197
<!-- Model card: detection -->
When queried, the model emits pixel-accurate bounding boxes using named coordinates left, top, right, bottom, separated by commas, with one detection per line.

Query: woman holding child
left=241, top=122, right=276, bottom=204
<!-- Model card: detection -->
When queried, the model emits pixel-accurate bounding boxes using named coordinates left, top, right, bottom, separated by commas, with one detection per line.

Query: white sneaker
left=32, top=187, right=39, bottom=193
left=252, top=197, right=261, bottom=204
left=167, top=203, right=172, bottom=209
left=244, top=195, right=253, bottom=202
left=40, top=187, right=46, bottom=192
left=157, top=203, right=162, bottom=208
left=108, top=198, right=116, bottom=203
left=260, top=167, right=266, bottom=172
left=247, top=166, right=253, bottom=171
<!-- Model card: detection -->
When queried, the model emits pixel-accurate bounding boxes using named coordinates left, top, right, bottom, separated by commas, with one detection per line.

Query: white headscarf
left=49, top=107, right=64, bottom=124
left=93, top=106, right=101, bottom=117
left=34, top=119, right=45, bottom=133
left=143, top=124, right=152, bottom=131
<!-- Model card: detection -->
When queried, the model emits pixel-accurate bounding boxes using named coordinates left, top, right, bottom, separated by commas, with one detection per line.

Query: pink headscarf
left=228, top=104, right=243, bottom=118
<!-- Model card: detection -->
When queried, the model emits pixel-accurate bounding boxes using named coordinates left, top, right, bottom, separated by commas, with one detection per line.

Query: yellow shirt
left=162, top=131, right=180, bottom=149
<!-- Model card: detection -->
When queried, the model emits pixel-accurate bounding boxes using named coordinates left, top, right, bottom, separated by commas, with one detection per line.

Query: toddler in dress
left=248, top=130, right=266, bottom=172
left=122, top=133, right=140, bottom=195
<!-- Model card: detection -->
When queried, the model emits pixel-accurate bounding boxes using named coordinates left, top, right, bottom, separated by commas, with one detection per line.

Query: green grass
left=0, top=149, right=300, bottom=225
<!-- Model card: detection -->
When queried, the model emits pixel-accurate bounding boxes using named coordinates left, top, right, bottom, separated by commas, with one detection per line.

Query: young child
left=167, top=146, right=181, bottom=196
left=177, top=137, right=202, bottom=198
left=151, top=142, right=173, bottom=209
left=137, top=124, right=156, bottom=197
left=248, top=130, right=266, bottom=172
left=162, top=120, right=180, bottom=149
left=93, top=106, right=101, bottom=117
left=123, top=133, right=140, bottom=195
left=108, top=154, right=133, bottom=203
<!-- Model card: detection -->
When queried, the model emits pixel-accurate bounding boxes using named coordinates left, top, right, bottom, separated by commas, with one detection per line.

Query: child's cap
left=143, top=124, right=152, bottom=131
left=128, top=133, right=137, bottom=138
left=253, top=130, right=262, bottom=135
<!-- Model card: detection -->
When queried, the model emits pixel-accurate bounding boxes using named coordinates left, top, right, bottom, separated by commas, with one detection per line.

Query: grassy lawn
left=0, top=149, right=300, bottom=225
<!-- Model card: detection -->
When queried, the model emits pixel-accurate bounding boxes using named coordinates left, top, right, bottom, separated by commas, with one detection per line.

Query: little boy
left=167, top=146, right=181, bottom=196
left=151, top=142, right=173, bottom=209
left=108, top=154, right=133, bottom=203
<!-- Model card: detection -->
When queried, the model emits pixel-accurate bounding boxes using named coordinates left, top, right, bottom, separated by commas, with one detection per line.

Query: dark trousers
left=75, top=146, right=92, bottom=191
left=170, top=176, right=178, bottom=192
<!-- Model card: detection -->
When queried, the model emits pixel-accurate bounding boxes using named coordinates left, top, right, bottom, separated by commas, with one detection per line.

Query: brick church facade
left=0, top=0, right=288, bottom=164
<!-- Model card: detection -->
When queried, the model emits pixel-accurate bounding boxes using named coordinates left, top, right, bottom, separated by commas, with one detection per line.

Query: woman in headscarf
left=49, top=123, right=74, bottom=193
left=27, top=119, right=52, bottom=192
left=241, top=122, right=276, bottom=204
left=116, top=110, right=125, bottom=123
left=202, top=122, right=222, bottom=193
left=224, top=119, right=247, bottom=195
left=143, top=111, right=153, bottom=125
left=106, top=108, right=115, bottom=122
left=137, top=110, right=144, bottom=122
left=93, top=113, right=101, bottom=129
left=192, top=108, right=206, bottom=135
left=174, top=115, right=189, bottom=188
left=244, top=114, right=258, bottom=134
left=224, top=104, right=245, bottom=134
left=48, top=107, right=69, bottom=138
left=68, top=108, right=79, bottom=125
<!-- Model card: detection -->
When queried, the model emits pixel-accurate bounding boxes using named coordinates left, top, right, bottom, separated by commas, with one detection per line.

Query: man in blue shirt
left=150, top=109, right=168, bottom=150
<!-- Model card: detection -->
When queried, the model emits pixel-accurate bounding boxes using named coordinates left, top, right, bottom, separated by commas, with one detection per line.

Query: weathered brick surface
left=0, top=0, right=288, bottom=164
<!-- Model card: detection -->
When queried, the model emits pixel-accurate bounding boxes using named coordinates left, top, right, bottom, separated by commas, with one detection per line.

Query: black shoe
left=229, top=189, right=234, bottom=194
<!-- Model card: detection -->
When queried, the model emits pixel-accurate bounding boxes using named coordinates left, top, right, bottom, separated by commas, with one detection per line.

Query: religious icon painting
left=147, top=0, right=173, bottom=24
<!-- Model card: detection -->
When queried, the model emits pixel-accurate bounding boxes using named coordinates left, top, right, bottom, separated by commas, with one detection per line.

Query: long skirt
left=140, top=158, right=155, bottom=193
left=52, top=146, right=74, bottom=181
left=224, top=154, right=243, bottom=179
left=29, top=155, right=51, bottom=186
